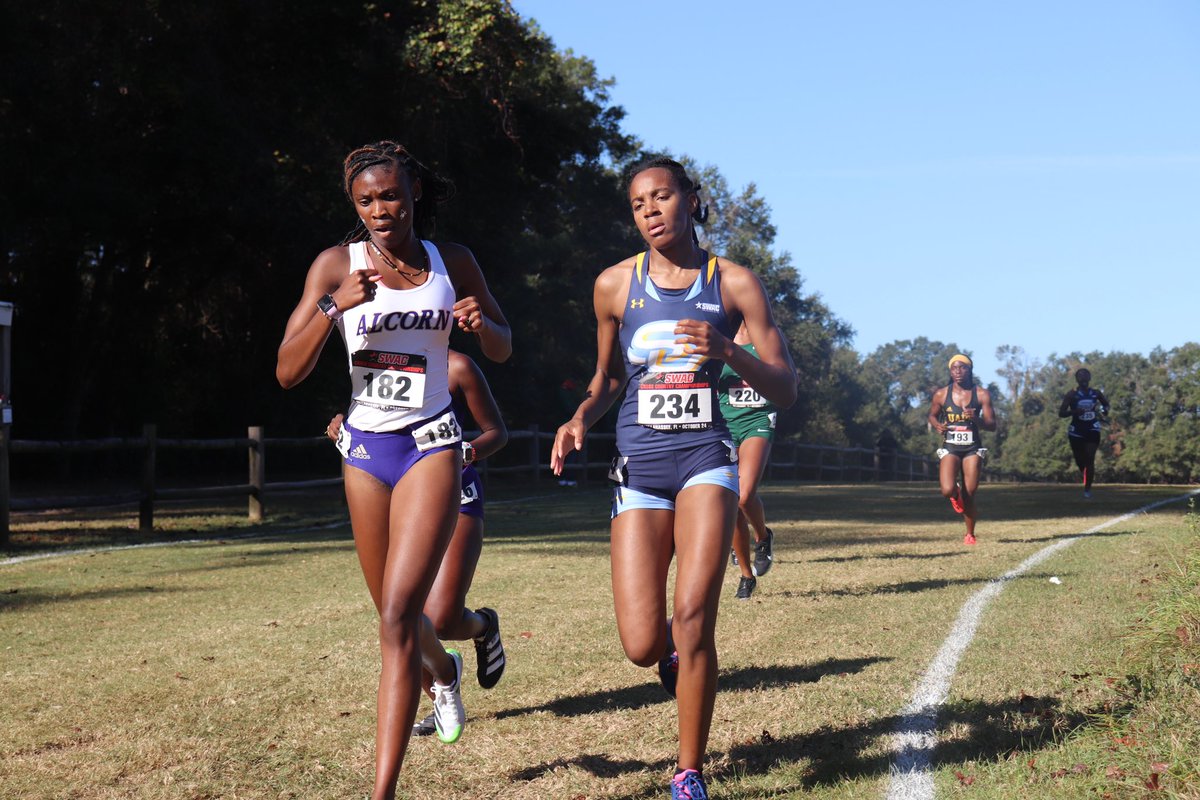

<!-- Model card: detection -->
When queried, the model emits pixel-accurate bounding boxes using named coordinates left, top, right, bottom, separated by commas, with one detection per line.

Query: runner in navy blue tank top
left=927, top=354, right=996, bottom=545
left=551, top=156, right=796, bottom=800
left=1057, top=367, right=1109, bottom=497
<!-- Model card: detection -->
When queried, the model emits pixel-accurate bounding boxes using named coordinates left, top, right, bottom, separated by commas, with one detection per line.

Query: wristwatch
left=461, top=441, right=476, bottom=465
left=317, top=294, right=342, bottom=321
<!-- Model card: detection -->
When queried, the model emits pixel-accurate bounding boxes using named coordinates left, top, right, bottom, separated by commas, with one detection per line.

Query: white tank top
left=338, top=240, right=456, bottom=431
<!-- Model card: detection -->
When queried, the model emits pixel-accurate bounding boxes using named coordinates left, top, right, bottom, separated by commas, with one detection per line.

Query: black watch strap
left=317, top=294, right=342, bottom=321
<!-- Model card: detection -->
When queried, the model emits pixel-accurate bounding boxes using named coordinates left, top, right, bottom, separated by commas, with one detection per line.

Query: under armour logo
left=630, top=298, right=645, bottom=309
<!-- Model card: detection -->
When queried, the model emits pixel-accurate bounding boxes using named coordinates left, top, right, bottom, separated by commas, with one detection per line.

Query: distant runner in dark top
left=1057, top=367, right=1109, bottom=498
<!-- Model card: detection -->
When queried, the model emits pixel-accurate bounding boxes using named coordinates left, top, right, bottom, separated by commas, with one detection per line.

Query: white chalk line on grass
left=0, top=490, right=583, bottom=568
left=885, top=488, right=1200, bottom=800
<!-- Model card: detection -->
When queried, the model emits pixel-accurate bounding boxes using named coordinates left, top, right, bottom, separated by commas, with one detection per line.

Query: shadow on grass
left=996, top=528, right=1139, bottom=544
left=712, top=692, right=1096, bottom=790
left=778, top=571, right=1072, bottom=600
left=808, top=549, right=968, bottom=563
left=507, top=690, right=1096, bottom=796
left=494, top=657, right=888, bottom=723
left=0, top=583, right=202, bottom=612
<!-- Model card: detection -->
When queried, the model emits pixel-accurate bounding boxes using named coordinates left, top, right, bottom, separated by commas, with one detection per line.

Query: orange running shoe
left=963, top=532, right=977, bottom=545
left=949, top=486, right=964, bottom=514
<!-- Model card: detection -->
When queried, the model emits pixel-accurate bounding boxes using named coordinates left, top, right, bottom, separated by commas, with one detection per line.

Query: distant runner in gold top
left=927, top=354, right=996, bottom=545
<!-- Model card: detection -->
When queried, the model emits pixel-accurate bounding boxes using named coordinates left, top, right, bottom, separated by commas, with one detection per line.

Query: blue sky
left=511, top=1, right=1199, bottom=388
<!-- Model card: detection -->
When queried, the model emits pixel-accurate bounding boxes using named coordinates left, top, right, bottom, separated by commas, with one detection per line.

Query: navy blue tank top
left=615, top=251, right=733, bottom=456
left=1068, top=387, right=1103, bottom=437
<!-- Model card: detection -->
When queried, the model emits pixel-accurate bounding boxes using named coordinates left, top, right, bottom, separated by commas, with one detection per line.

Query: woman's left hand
left=674, top=319, right=730, bottom=360
left=453, top=296, right=485, bottom=334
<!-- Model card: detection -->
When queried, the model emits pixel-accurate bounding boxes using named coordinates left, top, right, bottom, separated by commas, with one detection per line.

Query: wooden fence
left=0, top=425, right=938, bottom=544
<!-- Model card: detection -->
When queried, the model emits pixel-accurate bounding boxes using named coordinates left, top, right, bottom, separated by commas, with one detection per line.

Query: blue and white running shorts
left=610, top=439, right=739, bottom=518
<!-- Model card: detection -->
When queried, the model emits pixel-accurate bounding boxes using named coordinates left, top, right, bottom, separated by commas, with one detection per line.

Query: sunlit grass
left=1, top=483, right=1195, bottom=798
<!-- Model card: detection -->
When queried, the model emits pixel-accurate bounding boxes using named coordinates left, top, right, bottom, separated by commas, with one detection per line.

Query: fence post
left=529, top=425, right=540, bottom=485
left=139, top=423, right=156, bottom=532
left=0, top=421, right=9, bottom=546
left=248, top=426, right=264, bottom=522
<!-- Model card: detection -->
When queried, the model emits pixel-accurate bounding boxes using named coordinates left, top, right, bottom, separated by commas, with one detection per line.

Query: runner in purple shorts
left=277, top=141, right=510, bottom=798
left=328, top=350, right=509, bottom=735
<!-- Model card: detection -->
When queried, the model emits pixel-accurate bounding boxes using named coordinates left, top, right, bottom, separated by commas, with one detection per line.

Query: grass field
left=2, top=482, right=1197, bottom=799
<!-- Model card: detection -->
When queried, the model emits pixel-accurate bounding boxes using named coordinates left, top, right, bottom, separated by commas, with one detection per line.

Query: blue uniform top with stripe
left=1067, top=387, right=1104, bottom=437
left=615, top=251, right=733, bottom=456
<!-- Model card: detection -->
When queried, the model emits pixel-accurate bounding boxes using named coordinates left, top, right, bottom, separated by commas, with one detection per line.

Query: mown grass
left=952, top=498, right=1200, bottom=799
left=1, top=482, right=1196, bottom=799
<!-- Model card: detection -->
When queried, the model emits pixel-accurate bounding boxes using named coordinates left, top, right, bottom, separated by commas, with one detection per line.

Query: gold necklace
left=368, top=239, right=429, bottom=283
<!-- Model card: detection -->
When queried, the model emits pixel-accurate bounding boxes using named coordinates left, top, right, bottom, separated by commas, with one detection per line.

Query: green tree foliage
left=683, top=160, right=854, bottom=443
left=1, top=0, right=633, bottom=437
left=987, top=344, right=1200, bottom=484
left=849, top=338, right=979, bottom=455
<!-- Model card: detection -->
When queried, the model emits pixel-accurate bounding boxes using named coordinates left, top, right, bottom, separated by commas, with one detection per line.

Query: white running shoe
left=431, top=649, right=465, bottom=744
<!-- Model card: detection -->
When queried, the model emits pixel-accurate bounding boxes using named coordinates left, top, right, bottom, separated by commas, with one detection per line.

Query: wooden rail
left=1, top=425, right=940, bottom=541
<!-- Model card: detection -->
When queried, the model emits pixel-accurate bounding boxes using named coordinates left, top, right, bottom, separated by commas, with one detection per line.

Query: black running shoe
left=736, top=576, right=756, bottom=600
left=412, top=711, right=436, bottom=737
left=658, top=649, right=678, bottom=698
left=473, top=607, right=506, bottom=689
left=753, top=527, right=774, bottom=577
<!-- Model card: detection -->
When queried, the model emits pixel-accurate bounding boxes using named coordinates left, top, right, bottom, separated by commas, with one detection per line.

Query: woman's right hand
left=551, top=419, right=586, bottom=476
left=332, top=268, right=382, bottom=311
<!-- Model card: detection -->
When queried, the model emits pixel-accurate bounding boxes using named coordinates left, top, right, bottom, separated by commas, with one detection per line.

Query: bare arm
left=977, top=387, right=997, bottom=432
left=681, top=261, right=796, bottom=408
left=928, top=387, right=948, bottom=434
left=276, top=247, right=380, bottom=389
left=550, top=265, right=629, bottom=474
left=450, top=351, right=508, bottom=461
left=441, top=243, right=512, bottom=363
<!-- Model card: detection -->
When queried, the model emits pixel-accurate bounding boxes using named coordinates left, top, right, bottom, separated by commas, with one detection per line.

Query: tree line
left=2, top=1, right=1195, bottom=483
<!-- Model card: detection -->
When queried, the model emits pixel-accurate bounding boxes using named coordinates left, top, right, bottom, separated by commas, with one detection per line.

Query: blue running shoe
left=658, top=649, right=678, bottom=698
left=671, top=769, right=709, bottom=799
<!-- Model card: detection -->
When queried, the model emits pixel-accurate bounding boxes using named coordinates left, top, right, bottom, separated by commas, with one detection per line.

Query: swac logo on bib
left=626, top=320, right=707, bottom=373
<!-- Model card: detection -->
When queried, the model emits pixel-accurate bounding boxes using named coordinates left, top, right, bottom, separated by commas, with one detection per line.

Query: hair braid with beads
left=625, top=155, right=709, bottom=244
left=337, top=141, right=455, bottom=246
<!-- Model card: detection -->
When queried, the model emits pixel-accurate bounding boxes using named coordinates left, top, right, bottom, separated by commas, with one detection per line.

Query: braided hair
left=338, top=141, right=455, bottom=245
left=625, top=155, right=709, bottom=243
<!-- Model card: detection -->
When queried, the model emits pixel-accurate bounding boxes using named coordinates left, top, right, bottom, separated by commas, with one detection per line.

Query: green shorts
left=726, top=409, right=777, bottom=447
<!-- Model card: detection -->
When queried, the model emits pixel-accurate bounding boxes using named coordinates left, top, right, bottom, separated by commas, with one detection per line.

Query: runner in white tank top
left=339, top=239, right=456, bottom=432
left=277, top=141, right=510, bottom=798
